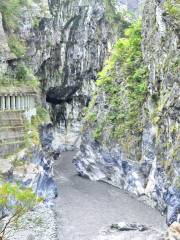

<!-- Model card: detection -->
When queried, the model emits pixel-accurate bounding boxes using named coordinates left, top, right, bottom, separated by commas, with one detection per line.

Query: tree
left=0, top=182, right=40, bottom=240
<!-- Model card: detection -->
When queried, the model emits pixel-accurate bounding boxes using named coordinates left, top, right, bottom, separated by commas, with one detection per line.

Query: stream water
left=54, top=151, right=166, bottom=240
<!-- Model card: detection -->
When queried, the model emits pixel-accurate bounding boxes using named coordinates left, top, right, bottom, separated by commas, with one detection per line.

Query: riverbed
left=54, top=151, right=166, bottom=240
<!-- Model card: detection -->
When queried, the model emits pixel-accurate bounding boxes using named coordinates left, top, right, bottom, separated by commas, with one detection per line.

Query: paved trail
left=54, top=151, right=166, bottom=240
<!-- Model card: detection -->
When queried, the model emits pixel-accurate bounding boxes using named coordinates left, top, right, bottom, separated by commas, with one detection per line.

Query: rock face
left=0, top=123, right=57, bottom=205
left=0, top=0, right=179, bottom=231
left=94, top=221, right=180, bottom=240
left=0, top=13, right=12, bottom=60
left=0, top=0, right=133, bottom=202
left=93, top=222, right=165, bottom=240
left=0, top=1, right=132, bottom=208
left=6, top=147, right=58, bottom=203
left=12, top=124, right=58, bottom=202
left=74, top=0, right=180, bottom=225
left=167, top=222, right=180, bottom=240
left=40, top=0, right=127, bottom=146
left=0, top=0, right=132, bottom=147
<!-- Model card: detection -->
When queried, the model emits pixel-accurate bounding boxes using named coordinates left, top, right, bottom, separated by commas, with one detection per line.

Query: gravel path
left=54, top=151, right=166, bottom=240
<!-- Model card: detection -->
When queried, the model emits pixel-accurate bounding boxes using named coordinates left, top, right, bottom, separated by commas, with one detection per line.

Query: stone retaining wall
left=0, top=111, right=25, bottom=156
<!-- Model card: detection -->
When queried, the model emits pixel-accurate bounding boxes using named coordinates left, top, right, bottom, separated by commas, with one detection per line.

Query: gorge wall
left=74, top=0, right=180, bottom=226
left=0, top=0, right=138, bottom=203
left=0, top=0, right=179, bottom=231
left=0, top=0, right=137, bottom=148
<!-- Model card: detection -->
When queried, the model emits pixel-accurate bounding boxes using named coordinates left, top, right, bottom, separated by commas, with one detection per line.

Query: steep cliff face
left=74, top=0, right=180, bottom=225
left=142, top=0, right=180, bottom=224
left=0, top=0, right=142, bottom=197
left=41, top=0, right=133, bottom=147
left=42, top=0, right=120, bottom=146
left=0, top=0, right=57, bottom=197
left=0, top=0, right=137, bottom=205
left=0, top=0, right=132, bottom=148
left=1, top=0, right=179, bottom=229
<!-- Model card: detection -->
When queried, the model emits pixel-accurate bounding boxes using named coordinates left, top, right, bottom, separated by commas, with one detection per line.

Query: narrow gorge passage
left=54, top=151, right=166, bottom=240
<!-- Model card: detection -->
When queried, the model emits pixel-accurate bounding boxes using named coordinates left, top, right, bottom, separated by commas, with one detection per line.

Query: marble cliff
left=74, top=0, right=180, bottom=226
left=0, top=0, right=179, bottom=235
left=0, top=0, right=136, bottom=214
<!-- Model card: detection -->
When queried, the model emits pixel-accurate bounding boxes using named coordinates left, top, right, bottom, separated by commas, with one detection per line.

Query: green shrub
left=35, top=106, right=50, bottom=124
left=93, top=128, right=102, bottom=141
left=0, top=73, right=15, bottom=86
left=16, top=64, right=28, bottom=80
left=164, top=0, right=180, bottom=19
left=32, top=17, right=41, bottom=29
left=0, top=182, right=40, bottom=239
left=86, top=112, right=97, bottom=123
left=86, top=20, right=148, bottom=150
left=0, top=0, right=32, bottom=30
left=16, top=64, right=39, bottom=87
left=0, top=65, right=39, bottom=88
left=8, top=35, right=26, bottom=57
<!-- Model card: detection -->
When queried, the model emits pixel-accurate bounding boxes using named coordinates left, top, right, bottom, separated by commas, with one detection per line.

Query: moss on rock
left=85, top=20, right=148, bottom=155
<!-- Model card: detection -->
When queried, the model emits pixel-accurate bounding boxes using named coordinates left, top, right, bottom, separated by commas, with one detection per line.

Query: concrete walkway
left=54, top=151, right=166, bottom=240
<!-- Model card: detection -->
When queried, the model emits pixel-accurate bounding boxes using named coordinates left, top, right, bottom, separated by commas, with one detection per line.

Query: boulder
left=167, top=222, right=180, bottom=240
left=0, top=158, right=12, bottom=176
left=94, top=222, right=165, bottom=240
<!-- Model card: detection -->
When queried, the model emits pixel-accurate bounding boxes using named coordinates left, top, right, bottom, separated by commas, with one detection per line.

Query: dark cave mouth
left=46, top=85, right=80, bottom=105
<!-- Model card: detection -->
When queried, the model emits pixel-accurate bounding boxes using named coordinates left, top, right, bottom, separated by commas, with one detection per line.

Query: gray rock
left=26, top=233, right=35, bottom=240
left=111, top=222, right=149, bottom=231
left=167, top=222, right=180, bottom=240
left=94, top=222, right=165, bottom=240
left=73, top=0, right=180, bottom=226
